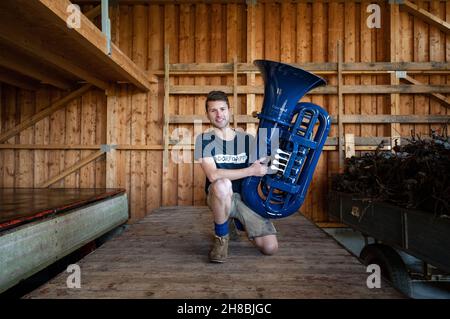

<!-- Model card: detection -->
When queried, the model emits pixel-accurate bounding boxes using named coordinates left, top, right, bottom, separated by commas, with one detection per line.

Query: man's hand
left=249, top=157, right=269, bottom=177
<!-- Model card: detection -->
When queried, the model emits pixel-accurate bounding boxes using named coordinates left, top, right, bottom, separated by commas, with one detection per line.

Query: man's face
left=206, top=100, right=230, bottom=129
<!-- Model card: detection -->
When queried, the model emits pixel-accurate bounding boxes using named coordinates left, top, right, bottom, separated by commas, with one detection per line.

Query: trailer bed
left=329, top=191, right=450, bottom=274
left=24, top=206, right=403, bottom=299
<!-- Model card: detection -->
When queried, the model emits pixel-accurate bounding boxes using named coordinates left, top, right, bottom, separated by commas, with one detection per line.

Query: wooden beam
left=169, top=84, right=450, bottom=95
left=400, top=0, right=450, bottom=34
left=342, top=85, right=450, bottom=94
left=163, top=45, right=170, bottom=169
left=73, top=0, right=444, bottom=3
left=246, top=2, right=256, bottom=136
left=37, top=0, right=153, bottom=89
left=342, top=62, right=450, bottom=72
left=402, top=75, right=450, bottom=109
left=0, top=0, right=153, bottom=90
left=0, top=84, right=92, bottom=143
left=84, top=4, right=101, bottom=20
left=39, top=150, right=105, bottom=188
left=161, top=42, right=171, bottom=212
left=1, top=143, right=393, bottom=153
left=341, top=114, right=450, bottom=124
left=170, top=85, right=332, bottom=94
left=0, top=143, right=389, bottom=151
left=0, top=144, right=174, bottom=151
left=390, top=2, right=401, bottom=148
left=233, top=56, right=238, bottom=129
left=0, top=144, right=100, bottom=150
left=111, top=42, right=157, bottom=87
left=0, top=67, right=40, bottom=91
left=0, top=14, right=109, bottom=90
left=315, top=222, right=347, bottom=228
left=55, top=0, right=155, bottom=88
left=168, top=114, right=449, bottom=125
left=0, top=49, right=73, bottom=90
left=169, top=115, right=258, bottom=124
left=153, top=62, right=450, bottom=75
left=106, top=84, right=118, bottom=188
left=337, top=41, right=344, bottom=171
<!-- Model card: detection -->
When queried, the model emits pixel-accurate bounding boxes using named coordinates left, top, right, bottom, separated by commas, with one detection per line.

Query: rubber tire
left=360, top=244, right=412, bottom=297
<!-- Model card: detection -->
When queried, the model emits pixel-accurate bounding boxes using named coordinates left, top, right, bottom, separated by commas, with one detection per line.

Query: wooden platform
left=25, top=206, right=404, bottom=299
left=0, top=188, right=125, bottom=231
left=0, top=188, right=128, bottom=293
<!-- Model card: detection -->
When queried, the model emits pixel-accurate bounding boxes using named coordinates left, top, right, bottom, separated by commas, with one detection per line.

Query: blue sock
left=233, top=218, right=245, bottom=231
left=214, top=220, right=229, bottom=237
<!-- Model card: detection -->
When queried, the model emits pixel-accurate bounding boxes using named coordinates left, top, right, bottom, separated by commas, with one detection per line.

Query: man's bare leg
left=209, top=178, right=233, bottom=224
left=253, top=235, right=278, bottom=255
left=208, top=178, right=233, bottom=263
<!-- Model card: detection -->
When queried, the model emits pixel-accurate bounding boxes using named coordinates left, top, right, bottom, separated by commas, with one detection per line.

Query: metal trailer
left=328, top=191, right=450, bottom=296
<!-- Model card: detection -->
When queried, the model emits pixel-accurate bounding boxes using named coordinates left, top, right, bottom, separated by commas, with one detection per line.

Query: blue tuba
left=241, top=60, right=331, bottom=219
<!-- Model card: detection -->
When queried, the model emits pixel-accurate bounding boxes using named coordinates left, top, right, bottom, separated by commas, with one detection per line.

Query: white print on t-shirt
left=214, top=153, right=248, bottom=164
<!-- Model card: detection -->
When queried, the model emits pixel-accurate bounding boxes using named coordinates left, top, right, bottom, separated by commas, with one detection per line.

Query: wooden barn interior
left=0, top=0, right=449, bottom=299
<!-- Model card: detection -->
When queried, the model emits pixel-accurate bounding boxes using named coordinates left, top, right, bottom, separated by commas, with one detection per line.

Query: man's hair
left=205, top=91, right=229, bottom=111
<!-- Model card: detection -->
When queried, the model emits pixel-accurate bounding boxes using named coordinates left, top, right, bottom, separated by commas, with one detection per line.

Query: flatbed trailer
left=329, top=190, right=450, bottom=296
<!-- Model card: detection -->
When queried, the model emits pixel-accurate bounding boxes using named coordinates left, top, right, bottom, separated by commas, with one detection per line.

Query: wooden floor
left=25, top=206, right=404, bottom=299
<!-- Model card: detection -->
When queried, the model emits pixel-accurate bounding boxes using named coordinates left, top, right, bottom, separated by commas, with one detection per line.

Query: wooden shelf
left=0, top=0, right=153, bottom=91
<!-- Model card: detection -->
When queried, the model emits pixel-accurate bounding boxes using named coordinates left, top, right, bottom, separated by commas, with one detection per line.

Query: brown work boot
left=209, top=234, right=229, bottom=263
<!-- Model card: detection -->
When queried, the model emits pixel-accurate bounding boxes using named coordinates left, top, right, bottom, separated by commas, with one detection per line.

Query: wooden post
left=162, top=44, right=170, bottom=205
left=246, top=2, right=256, bottom=136
left=193, top=3, right=208, bottom=206
left=106, top=84, right=118, bottom=188
left=163, top=45, right=170, bottom=169
left=390, top=2, right=401, bottom=148
left=233, top=55, right=238, bottom=129
left=337, top=40, right=344, bottom=171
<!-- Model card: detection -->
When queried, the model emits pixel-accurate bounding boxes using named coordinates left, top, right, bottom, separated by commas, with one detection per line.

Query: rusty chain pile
left=332, top=130, right=450, bottom=216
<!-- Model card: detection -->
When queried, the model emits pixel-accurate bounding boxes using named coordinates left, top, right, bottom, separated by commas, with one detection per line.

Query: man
left=194, top=91, right=278, bottom=263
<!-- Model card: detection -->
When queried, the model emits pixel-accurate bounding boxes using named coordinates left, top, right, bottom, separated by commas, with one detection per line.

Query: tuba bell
left=241, top=60, right=331, bottom=219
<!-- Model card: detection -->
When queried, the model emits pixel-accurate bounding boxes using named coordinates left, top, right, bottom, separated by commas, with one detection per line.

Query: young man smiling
left=194, top=91, right=278, bottom=263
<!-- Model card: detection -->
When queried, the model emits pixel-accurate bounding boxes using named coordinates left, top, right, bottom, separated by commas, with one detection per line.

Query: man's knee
left=210, top=178, right=233, bottom=200
left=261, top=241, right=278, bottom=255
left=255, top=236, right=278, bottom=255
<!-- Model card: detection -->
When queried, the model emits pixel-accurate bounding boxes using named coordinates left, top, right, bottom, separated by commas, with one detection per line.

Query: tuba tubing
left=241, top=60, right=331, bottom=219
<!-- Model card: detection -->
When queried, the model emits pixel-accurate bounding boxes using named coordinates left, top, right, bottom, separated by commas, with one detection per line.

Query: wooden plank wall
left=0, top=1, right=449, bottom=223
left=0, top=85, right=107, bottom=189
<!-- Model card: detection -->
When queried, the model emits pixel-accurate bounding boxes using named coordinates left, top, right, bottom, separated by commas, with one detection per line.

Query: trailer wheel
left=360, top=244, right=412, bottom=297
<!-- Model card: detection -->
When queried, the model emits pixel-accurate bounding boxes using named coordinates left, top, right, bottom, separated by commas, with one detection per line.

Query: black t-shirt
left=194, top=130, right=254, bottom=194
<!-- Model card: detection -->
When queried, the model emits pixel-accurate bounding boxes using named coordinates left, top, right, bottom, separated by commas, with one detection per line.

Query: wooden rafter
left=0, top=0, right=155, bottom=91
left=84, top=4, right=101, bottom=20
left=0, top=47, right=73, bottom=90
left=400, top=0, right=450, bottom=34
left=36, top=0, right=154, bottom=89
left=0, top=84, right=92, bottom=143
left=0, top=67, right=40, bottom=91
left=39, top=150, right=105, bottom=188
left=0, top=16, right=109, bottom=90
left=402, top=75, right=450, bottom=109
